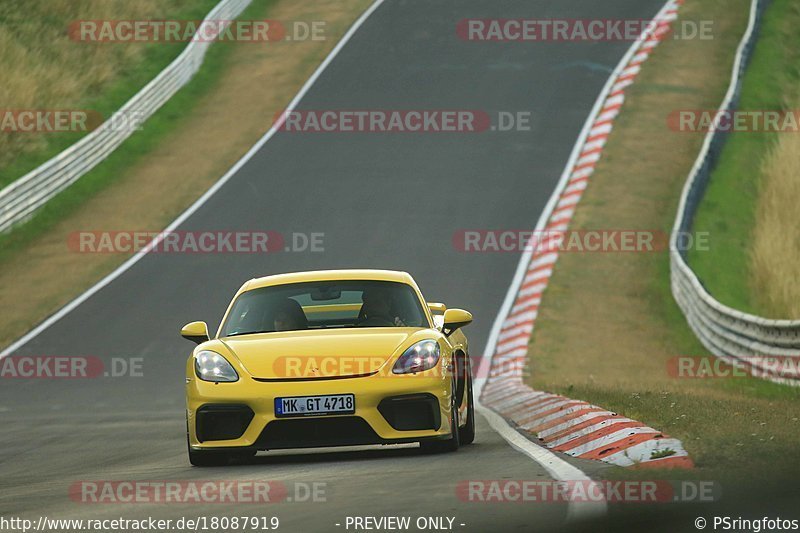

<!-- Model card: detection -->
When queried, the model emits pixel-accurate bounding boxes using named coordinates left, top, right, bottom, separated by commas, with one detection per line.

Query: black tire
left=459, top=374, right=475, bottom=445
left=420, top=376, right=460, bottom=454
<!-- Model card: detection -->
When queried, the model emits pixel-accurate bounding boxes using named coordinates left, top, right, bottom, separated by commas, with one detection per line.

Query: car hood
left=219, top=328, right=428, bottom=379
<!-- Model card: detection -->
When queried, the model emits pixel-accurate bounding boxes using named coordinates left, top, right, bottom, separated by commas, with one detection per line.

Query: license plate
left=274, top=394, right=355, bottom=417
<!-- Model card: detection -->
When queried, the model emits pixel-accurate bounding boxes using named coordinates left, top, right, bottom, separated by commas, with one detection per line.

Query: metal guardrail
left=670, top=0, right=800, bottom=385
left=0, top=0, right=253, bottom=233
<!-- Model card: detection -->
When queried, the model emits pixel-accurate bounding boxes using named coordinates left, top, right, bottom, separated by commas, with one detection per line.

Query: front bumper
left=187, top=373, right=452, bottom=451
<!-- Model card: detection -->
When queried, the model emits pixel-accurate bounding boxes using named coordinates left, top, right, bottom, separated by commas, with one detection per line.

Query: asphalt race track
left=0, top=1, right=666, bottom=530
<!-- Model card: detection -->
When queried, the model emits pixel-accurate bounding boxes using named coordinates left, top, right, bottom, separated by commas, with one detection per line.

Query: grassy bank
left=0, top=0, right=219, bottom=184
left=687, top=0, right=800, bottom=318
left=0, top=0, right=269, bottom=264
left=0, top=0, right=373, bottom=348
left=523, top=0, right=800, bottom=483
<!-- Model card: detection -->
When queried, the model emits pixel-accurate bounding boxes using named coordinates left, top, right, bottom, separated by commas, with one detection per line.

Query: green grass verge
left=589, top=381, right=800, bottom=485
left=0, top=0, right=277, bottom=264
left=687, top=0, right=800, bottom=316
left=0, top=0, right=220, bottom=188
left=523, top=0, right=800, bottom=479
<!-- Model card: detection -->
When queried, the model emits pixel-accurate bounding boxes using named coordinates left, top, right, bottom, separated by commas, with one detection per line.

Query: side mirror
left=181, top=321, right=209, bottom=344
left=442, top=309, right=472, bottom=336
left=428, top=302, right=447, bottom=315
left=429, top=303, right=447, bottom=330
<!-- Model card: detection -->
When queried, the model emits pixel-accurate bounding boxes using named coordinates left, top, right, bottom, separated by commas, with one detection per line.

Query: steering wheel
left=358, top=316, right=395, bottom=327
left=356, top=306, right=393, bottom=326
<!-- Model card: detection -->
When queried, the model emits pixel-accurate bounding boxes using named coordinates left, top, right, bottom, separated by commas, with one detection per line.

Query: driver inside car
left=357, top=287, right=406, bottom=327
left=272, top=298, right=309, bottom=332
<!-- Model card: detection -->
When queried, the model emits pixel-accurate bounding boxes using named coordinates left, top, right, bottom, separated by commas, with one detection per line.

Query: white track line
left=476, top=406, right=607, bottom=521
left=475, top=0, right=679, bottom=521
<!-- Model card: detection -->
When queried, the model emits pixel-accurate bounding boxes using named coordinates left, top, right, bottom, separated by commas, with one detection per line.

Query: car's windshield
left=220, top=280, right=429, bottom=336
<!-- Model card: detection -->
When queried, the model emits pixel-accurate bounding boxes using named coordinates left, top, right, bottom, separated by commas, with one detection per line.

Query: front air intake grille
left=255, top=416, right=382, bottom=449
left=196, top=404, right=254, bottom=442
left=378, top=393, right=441, bottom=431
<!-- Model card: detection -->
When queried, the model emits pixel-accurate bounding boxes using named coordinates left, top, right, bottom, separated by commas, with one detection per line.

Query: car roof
left=243, top=269, right=415, bottom=291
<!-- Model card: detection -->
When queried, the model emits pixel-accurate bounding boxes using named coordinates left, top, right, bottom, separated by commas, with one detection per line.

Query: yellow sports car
left=181, top=269, right=474, bottom=466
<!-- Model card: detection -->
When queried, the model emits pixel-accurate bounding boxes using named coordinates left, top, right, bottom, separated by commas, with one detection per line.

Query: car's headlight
left=194, top=350, right=239, bottom=382
left=393, top=340, right=440, bottom=374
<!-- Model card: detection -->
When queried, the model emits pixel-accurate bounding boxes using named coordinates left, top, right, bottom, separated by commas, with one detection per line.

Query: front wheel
left=419, top=377, right=460, bottom=454
left=459, top=373, right=475, bottom=445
